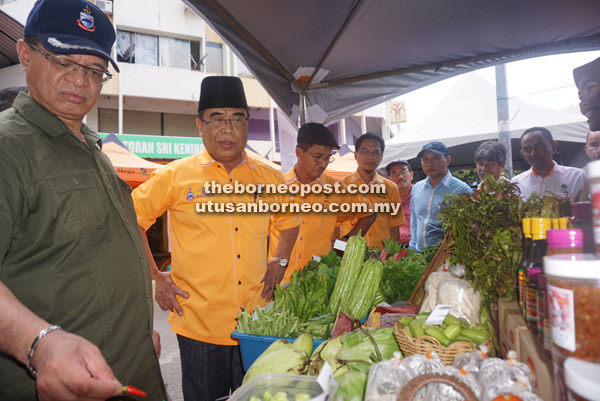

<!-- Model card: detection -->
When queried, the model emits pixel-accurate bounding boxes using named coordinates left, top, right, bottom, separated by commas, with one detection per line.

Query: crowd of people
left=0, top=0, right=599, bottom=400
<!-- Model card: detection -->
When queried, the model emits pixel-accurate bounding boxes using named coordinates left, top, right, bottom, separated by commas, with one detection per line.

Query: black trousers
left=177, top=335, right=243, bottom=401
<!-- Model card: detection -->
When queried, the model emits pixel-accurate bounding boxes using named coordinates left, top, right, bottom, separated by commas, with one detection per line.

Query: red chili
left=123, top=385, right=147, bottom=397
left=393, top=249, right=408, bottom=261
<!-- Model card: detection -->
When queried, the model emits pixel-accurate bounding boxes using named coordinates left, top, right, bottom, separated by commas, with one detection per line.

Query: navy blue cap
left=198, top=76, right=248, bottom=113
left=24, top=0, right=119, bottom=72
left=417, top=141, right=449, bottom=158
left=297, top=123, right=340, bottom=149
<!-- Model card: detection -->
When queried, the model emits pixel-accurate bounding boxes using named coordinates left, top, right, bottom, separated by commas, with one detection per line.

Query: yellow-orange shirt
left=340, top=170, right=405, bottom=251
left=268, top=166, right=366, bottom=282
left=132, top=150, right=299, bottom=345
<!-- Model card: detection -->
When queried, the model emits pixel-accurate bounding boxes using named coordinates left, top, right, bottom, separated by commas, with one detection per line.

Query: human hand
left=260, top=260, right=286, bottom=302
left=154, top=270, right=189, bottom=315
left=152, top=330, right=161, bottom=359
left=32, top=331, right=122, bottom=401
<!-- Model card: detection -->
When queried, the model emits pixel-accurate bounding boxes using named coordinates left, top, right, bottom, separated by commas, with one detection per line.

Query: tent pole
left=495, top=64, right=513, bottom=177
left=299, top=92, right=306, bottom=126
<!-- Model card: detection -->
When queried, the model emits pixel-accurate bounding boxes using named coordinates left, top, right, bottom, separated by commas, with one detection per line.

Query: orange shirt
left=133, top=150, right=299, bottom=345
left=340, top=170, right=405, bottom=251
left=268, top=166, right=366, bottom=282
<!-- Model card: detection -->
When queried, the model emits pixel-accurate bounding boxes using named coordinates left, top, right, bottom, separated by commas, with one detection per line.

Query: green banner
left=99, top=133, right=203, bottom=159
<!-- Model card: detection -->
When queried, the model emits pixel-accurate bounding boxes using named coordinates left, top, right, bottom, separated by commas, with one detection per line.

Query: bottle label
left=537, top=292, right=545, bottom=334
left=526, top=287, right=538, bottom=324
left=544, top=318, right=552, bottom=352
left=592, top=182, right=600, bottom=246
left=519, top=270, right=527, bottom=318
left=548, top=284, right=576, bottom=352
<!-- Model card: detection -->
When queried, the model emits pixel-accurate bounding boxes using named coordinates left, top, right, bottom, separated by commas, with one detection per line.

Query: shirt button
left=235, top=227, right=239, bottom=232
left=107, top=184, right=112, bottom=191
left=141, top=254, right=145, bottom=259
left=125, top=218, right=129, bottom=224
left=237, top=254, right=241, bottom=259
left=229, top=178, right=233, bottom=182
left=300, top=236, right=303, bottom=240
left=146, top=294, right=150, bottom=300
left=238, top=280, right=242, bottom=285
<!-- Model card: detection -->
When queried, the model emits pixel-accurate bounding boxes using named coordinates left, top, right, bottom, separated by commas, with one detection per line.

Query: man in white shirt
left=511, top=127, right=588, bottom=202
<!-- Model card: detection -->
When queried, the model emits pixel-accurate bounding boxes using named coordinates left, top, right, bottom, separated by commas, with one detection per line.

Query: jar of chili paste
left=544, top=254, right=600, bottom=401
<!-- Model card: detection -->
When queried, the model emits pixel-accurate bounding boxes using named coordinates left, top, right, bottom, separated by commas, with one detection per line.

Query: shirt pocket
left=48, top=171, right=105, bottom=233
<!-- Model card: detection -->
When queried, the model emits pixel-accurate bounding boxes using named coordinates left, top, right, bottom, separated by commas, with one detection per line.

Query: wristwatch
left=273, top=256, right=289, bottom=268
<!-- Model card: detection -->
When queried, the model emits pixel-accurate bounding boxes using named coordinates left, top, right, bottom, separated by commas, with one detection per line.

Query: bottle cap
left=544, top=254, right=600, bottom=279
left=564, top=357, right=600, bottom=401
left=546, top=229, right=583, bottom=248
left=531, top=218, right=552, bottom=239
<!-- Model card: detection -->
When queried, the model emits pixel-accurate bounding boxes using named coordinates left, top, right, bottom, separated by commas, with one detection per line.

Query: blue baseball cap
left=417, top=141, right=449, bottom=158
left=24, top=0, right=119, bottom=72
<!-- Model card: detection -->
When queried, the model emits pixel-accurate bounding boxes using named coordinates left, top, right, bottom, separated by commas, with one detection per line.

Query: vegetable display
left=398, top=312, right=491, bottom=347
left=439, top=174, right=523, bottom=308
left=379, top=241, right=438, bottom=304
left=328, top=235, right=367, bottom=314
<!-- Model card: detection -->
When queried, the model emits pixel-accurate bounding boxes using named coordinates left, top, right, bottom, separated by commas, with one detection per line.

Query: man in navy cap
left=410, top=141, right=472, bottom=252
left=133, top=76, right=300, bottom=401
left=268, top=123, right=375, bottom=282
left=0, top=0, right=167, bottom=400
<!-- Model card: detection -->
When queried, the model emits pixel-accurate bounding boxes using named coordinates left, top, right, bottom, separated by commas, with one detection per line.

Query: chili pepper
left=123, top=385, right=147, bottom=397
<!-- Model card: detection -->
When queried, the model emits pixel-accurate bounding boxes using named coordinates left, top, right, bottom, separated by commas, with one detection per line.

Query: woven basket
left=393, top=321, right=491, bottom=366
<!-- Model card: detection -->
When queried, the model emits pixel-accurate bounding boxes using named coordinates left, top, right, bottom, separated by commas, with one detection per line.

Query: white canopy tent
left=382, top=73, right=589, bottom=171
left=185, top=0, right=600, bottom=126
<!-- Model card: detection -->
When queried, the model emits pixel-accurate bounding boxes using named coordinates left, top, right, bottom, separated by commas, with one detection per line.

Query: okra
left=425, top=326, right=450, bottom=346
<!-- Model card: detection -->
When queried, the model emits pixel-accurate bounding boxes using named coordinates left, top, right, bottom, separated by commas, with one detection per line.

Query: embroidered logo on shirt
left=77, top=7, right=96, bottom=32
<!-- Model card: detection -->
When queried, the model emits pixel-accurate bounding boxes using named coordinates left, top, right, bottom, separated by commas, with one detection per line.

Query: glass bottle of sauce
left=526, top=218, right=551, bottom=334
left=518, top=218, right=532, bottom=320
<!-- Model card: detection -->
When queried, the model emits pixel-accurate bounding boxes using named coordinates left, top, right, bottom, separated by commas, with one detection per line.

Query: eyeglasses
left=201, top=117, right=248, bottom=128
left=357, top=148, right=383, bottom=158
left=28, top=43, right=112, bottom=85
left=305, top=150, right=335, bottom=164
left=389, top=169, right=411, bottom=177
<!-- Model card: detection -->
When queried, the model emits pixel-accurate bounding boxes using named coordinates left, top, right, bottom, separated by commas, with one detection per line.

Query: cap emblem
left=78, top=7, right=96, bottom=32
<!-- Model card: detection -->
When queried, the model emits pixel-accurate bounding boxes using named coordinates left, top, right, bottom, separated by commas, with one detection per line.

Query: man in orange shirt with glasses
left=386, top=159, right=413, bottom=245
left=133, top=76, right=299, bottom=401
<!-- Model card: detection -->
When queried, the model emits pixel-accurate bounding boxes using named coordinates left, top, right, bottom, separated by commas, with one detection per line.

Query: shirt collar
left=531, top=161, right=562, bottom=177
left=349, top=169, right=384, bottom=184
left=196, top=149, right=256, bottom=170
left=12, top=92, right=101, bottom=146
left=425, top=170, right=452, bottom=187
left=286, top=164, right=326, bottom=185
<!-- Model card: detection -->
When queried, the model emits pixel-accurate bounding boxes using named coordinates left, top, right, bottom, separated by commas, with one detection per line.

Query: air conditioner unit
left=95, top=0, right=113, bottom=14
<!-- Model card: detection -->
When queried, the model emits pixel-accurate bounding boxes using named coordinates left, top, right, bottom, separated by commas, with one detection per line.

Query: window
left=160, top=37, right=190, bottom=69
left=236, top=55, right=252, bottom=77
left=206, top=42, right=223, bottom=73
left=117, top=30, right=135, bottom=63
left=135, top=33, right=158, bottom=66
left=190, top=40, right=201, bottom=71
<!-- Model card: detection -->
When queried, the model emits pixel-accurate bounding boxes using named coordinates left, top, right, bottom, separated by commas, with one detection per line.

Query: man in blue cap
left=0, top=0, right=166, bottom=400
left=410, top=141, right=472, bottom=251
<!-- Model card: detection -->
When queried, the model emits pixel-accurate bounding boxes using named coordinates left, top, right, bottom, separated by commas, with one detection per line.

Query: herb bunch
left=439, top=174, right=523, bottom=308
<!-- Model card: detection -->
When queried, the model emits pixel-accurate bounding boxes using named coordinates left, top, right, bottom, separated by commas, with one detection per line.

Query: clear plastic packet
left=448, top=263, right=466, bottom=278
left=421, top=365, right=483, bottom=401
left=401, top=351, right=445, bottom=378
left=420, top=271, right=453, bottom=313
left=505, top=351, right=534, bottom=385
left=452, top=345, right=490, bottom=373
left=364, top=352, right=411, bottom=401
left=436, top=276, right=481, bottom=324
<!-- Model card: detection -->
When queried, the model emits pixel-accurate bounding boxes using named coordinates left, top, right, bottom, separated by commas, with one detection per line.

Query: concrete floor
left=154, top=307, right=184, bottom=401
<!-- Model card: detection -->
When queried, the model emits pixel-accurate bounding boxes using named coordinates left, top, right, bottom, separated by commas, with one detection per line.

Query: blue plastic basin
left=232, top=330, right=324, bottom=371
